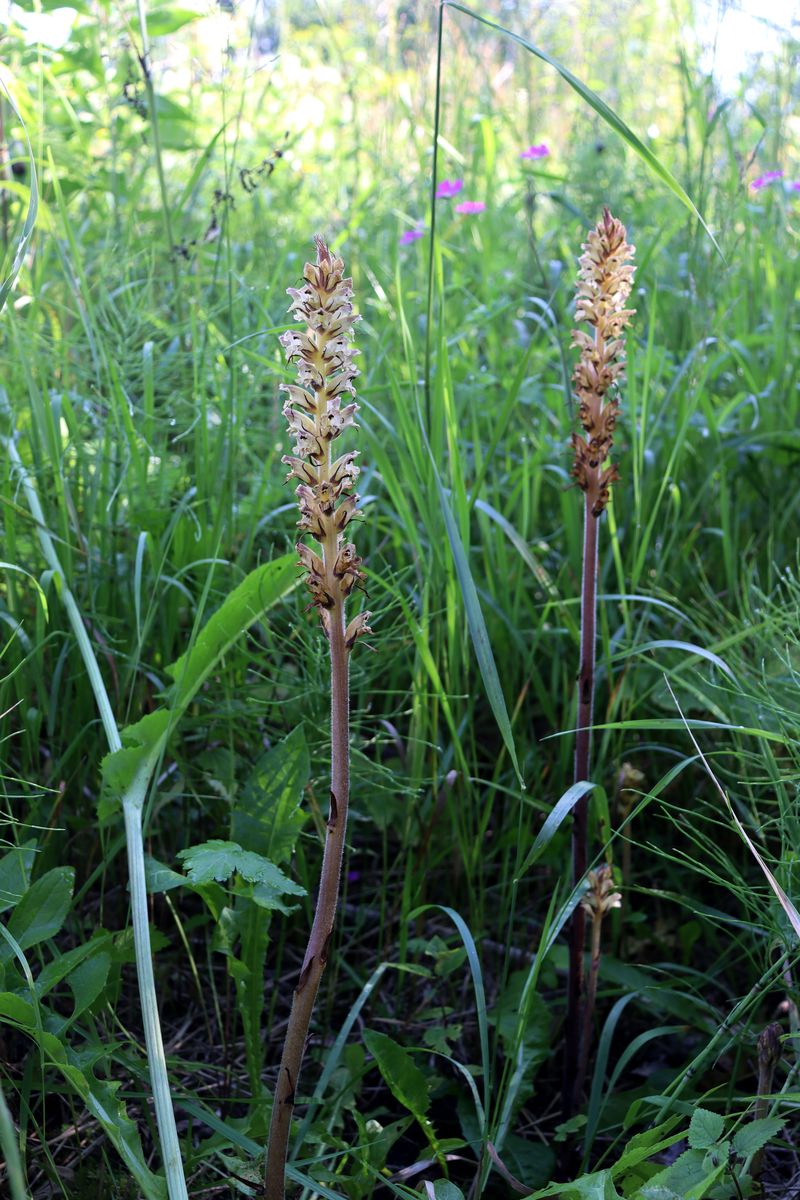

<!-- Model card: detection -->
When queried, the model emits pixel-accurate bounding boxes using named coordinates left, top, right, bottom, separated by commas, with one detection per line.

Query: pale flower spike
left=570, top=208, right=636, bottom=517
left=280, top=238, right=372, bottom=650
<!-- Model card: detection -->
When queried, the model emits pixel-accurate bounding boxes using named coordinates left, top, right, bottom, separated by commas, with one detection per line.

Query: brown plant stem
left=564, top=497, right=599, bottom=1115
left=578, top=902, right=603, bottom=1089
left=265, top=604, right=350, bottom=1199
left=562, top=209, right=635, bottom=1122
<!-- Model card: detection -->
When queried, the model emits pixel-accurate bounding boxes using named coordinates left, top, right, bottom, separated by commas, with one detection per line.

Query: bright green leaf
left=3, top=868, right=74, bottom=960
left=231, top=725, right=309, bottom=863
left=363, top=1029, right=430, bottom=1121
left=687, top=1107, right=725, bottom=1150
left=732, top=1117, right=784, bottom=1157
left=177, top=841, right=305, bottom=904
left=0, top=841, right=37, bottom=913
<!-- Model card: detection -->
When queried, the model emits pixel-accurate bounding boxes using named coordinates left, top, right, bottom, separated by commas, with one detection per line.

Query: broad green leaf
left=99, top=710, right=170, bottom=820
left=611, top=1118, right=683, bottom=1175
left=60, top=1061, right=167, bottom=1200
left=527, top=1170, right=623, bottom=1199
left=35, top=936, right=112, bottom=997
left=502, top=1134, right=556, bottom=1190
left=363, top=1029, right=429, bottom=1122
left=177, top=841, right=305, bottom=910
left=231, top=725, right=309, bottom=863
left=428, top=1184, right=465, bottom=1200
left=167, top=553, right=297, bottom=711
left=3, top=868, right=74, bottom=960
left=688, top=1108, right=725, bottom=1150
left=0, top=841, right=37, bottom=913
left=66, top=953, right=111, bottom=1023
left=148, top=6, right=203, bottom=36
left=100, top=554, right=298, bottom=816
left=732, top=1117, right=784, bottom=1157
left=144, top=855, right=187, bottom=893
left=444, top=3, right=720, bottom=256
left=0, top=992, right=36, bottom=1026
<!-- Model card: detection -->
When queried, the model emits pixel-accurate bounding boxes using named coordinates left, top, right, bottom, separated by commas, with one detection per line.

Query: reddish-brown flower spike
left=280, top=238, right=371, bottom=648
left=571, top=209, right=635, bottom=517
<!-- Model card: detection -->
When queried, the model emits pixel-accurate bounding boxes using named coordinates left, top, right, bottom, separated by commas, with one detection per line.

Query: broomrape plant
left=564, top=209, right=635, bottom=1113
left=265, top=238, right=370, bottom=1198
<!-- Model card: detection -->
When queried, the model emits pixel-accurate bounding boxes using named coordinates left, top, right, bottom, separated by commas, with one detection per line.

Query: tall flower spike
left=281, top=237, right=371, bottom=647
left=570, top=209, right=635, bottom=517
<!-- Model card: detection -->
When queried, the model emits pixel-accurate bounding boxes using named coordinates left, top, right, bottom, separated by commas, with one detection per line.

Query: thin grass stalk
left=563, top=210, right=635, bottom=1117
left=5, top=436, right=189, bottom=1200
left=265, top=239, right=370, bottom=1200
left=134, top=0, right=182, bottom=308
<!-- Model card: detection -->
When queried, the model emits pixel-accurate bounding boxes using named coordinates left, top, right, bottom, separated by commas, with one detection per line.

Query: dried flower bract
left=281, top=238, right=371, bottom=647
left=571, top=209, right=636, bottom=517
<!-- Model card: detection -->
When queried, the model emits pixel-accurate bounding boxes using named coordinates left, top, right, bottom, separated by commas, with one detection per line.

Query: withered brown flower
left=280, top=238, right=371, bottom=650
left=571, top=209, right=636, bottom=517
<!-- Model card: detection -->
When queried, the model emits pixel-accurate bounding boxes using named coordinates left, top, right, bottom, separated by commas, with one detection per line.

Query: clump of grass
left=564, top=208, right=635, bottom=1115
left=265, top=237, right=370, bottom=1198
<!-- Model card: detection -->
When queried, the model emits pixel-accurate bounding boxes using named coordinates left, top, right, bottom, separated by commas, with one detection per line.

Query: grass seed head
left=571, top=209, right=636, bottom=516
left=281, top=238, right=371, bottom=646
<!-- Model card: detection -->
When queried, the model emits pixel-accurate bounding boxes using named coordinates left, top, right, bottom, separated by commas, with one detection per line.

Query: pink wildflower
left=455, top=200, right=486, bottom=215
left=399, top=228, right=424, bottom=245
left=436, top=179, right=464, bottom=199
left=750, top=170, right=784, bottom=191
left=520, top=143, right=549, bottom=160
left=790, top=181, right=800, bottom=192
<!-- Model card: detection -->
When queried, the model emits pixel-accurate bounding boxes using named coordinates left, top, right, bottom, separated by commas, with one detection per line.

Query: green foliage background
left=0, top=0, right=798, bottom=1195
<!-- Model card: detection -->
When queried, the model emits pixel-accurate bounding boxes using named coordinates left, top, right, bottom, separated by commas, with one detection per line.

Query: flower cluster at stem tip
left=570, top=208, right=636, bottom=518
left=280, top=238, right=371, bottom=651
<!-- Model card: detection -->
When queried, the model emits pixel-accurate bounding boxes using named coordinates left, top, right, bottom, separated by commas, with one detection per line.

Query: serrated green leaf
left=231, top=725, right=309, bottom=863
left=363, top=1029, right=429, bottom=1121
left=177, top=840, right=305, bottom=901
left=2, top=868, right=74, bottom=961
left=732, top=1117, right=784, bottom=1157
left=688, top=1107, right=725, bottom=1150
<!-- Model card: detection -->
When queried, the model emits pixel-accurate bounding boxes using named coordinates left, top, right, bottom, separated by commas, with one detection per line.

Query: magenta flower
left=399, top=228, right=424, bottom=245
left=750, top=170, right=784, bottom=191
left=790, top=181, right=800, bottom=192
left=455, top=200, right=486, bottom=215
left=520, top=143, right=549, bottom=160
left=435, top=178, right=464, bottom=199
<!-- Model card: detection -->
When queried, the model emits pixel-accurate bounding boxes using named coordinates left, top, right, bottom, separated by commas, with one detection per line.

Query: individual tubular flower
left=280, top=238, right=371, bottom=647
left=570, top=209, right=636, bottom=517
